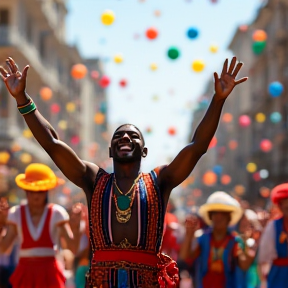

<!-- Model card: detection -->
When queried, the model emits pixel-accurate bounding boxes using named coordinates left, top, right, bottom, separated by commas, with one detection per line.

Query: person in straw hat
left=0, top=163, right=82, bottom=288
left=180, top=191, right=256, bottom=288
left=258, top=183, right=288, bottom=288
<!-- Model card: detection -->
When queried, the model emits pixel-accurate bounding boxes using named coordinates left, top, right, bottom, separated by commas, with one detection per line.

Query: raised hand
left=0, top=57, right=29, bottom=99
left=69, top=203, right=83, bottom=232
left=214, top=56, right=248, bottom=100
left=185, top=215, right=199, bottom=236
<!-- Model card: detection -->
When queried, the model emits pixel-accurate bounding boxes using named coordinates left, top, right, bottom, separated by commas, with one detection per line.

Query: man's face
left=26, top=191, right=47, bottom=207
left=279, top=198, right=288, bottom=217
left=110, top=125, right=146, bottom=163
left=209, top=211, right=231, bottom=230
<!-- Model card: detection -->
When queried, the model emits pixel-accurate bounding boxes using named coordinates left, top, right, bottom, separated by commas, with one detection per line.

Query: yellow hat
left=15, top=163, right=62, bottom=192
left=198, top=191, right=243, bottom=227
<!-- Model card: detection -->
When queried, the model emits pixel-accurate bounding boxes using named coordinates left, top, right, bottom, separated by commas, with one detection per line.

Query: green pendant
left=117, top=195, right=131, bottom=210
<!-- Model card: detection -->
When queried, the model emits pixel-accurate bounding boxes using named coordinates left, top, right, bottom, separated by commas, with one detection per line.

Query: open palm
left=214, top=56, right=248, bottom=100
left=0, top=57, right=29, bottom=98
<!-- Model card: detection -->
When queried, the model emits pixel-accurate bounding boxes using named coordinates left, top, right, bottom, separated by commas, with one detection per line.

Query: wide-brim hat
left=15, top=163, right=63, bottom=192
left=198, top=191, right=243, bottom=227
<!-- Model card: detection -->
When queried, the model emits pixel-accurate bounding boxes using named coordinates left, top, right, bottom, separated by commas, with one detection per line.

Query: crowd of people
left=0, top=55, right=287, bottom=288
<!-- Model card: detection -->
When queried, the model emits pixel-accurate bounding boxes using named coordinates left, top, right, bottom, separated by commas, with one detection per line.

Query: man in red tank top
left=0, top=163, right=82, bottom=288
left=0, top=56, right=248, bottom=287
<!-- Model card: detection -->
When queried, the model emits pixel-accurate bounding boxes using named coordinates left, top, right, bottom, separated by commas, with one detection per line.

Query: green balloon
left=252, top=41, right=266, bottom=55
left=167, top=47, right=180, bottom=60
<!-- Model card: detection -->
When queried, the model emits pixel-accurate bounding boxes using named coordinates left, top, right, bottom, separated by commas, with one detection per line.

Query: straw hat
left=198, top=191, right=243, bottom=226
left=15, top=163, right=62, bottom=192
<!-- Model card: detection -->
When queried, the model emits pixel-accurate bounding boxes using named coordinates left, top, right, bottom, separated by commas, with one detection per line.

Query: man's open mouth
left=118, top=143, right=133, bottom=151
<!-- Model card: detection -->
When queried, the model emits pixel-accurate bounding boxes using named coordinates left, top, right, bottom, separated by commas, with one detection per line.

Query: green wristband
left=18, top=101, right=37, bottom=115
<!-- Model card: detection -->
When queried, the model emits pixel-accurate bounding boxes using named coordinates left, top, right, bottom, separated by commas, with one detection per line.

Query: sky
left=66, top=0, right=263, bottom=172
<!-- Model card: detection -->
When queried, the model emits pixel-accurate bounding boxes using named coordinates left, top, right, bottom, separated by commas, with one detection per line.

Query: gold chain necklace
left=113, top=173, right=141, bottom=223
left=113, top=173, right=141, bottom=195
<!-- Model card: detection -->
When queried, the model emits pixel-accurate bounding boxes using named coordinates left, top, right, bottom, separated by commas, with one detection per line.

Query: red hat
left=271, top=183, right=288, bottom=204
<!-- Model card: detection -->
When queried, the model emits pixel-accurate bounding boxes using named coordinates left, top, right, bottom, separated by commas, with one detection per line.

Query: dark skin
left=0, top=56, right=247, bottom=245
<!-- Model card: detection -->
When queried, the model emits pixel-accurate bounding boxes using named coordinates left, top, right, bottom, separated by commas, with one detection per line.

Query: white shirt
left=7, top=204, right=69, bottom=257
left=258, top=220, right=277, bottom=264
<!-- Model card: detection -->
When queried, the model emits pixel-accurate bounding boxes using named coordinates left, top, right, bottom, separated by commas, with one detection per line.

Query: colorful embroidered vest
left=195, top=232, right=237, bottom=288
left=267, top=217, right=288, bottom=288
left=86, top=169, right=166, bottom=288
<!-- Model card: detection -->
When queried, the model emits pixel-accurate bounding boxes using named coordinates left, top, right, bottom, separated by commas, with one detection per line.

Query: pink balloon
left=99, top=75, right=111, bottom=88
left=239, top=115, right=251, bottom=127
left=119, top=79, right=127, bottom=87
left=90, top=71, right=99, bottom=80
left=260, top=139, right=272, bottom=152
left=51, top=103, right=61, bottom=114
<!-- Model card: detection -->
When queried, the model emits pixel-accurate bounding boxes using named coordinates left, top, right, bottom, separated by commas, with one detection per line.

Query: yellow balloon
left=246, top=162, right=257, bottom=173
left=0, top=151, right=10, bottom=164
left=150, top=63, right=158, bottom=71
left=23, top=129, right=33, bottom=138
left=114, top=54, right=123, bottom=64
left=255, top=113, right=266, bottom=123
left=20, top=153, right=32, bottom=164
left=192, top=60, right=205, bottom=72
left=209, top=44, right=218, bottom=53
left=101, top=10, right=115, bottom=26
left=66, top=102, right=76, bottom=113
left=58, top=120, right=68, bottom=130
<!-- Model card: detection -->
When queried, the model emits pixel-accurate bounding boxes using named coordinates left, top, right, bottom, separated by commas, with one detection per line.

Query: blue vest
left=267, top=217, right=288, bottom=288
left=195, top=232, right=237, bottom=288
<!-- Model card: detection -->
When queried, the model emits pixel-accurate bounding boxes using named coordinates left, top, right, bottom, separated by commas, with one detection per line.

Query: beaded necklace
left=113, top=174, right=141, bottom=223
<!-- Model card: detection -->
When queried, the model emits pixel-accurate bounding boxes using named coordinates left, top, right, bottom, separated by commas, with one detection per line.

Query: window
left=0, top=9, right=9, bottom=25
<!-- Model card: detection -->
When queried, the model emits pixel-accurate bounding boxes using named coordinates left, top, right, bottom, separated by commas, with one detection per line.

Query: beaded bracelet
left=17, top=98, right=37, bottom=115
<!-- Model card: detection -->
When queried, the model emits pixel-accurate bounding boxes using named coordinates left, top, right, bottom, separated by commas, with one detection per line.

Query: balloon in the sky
left=221, top=175, right=231, bottom=185
left=168, top=127, right=176, bottom=136
left=114, top=54, right=123, bottom=64
left=192, top=60, right=205, bottom=72
left=154, top=10, right=161, bottom=17
left=101, top=10, right=115, bottom=26
left=213, top=165, right=223, bottom=175
left=260, top=139, right=273, bottom=152
left=239, top=115, right=251, bottom=127
left=187, top=27, right=199, bottom=39
left=246, top=162, right=257, bottom=173
left=255, top=113, right=266, bottom=123
left=146, top=27, right=158, bottom=40
left=150, top=63, right=158, bottom=71
left=40, top=87, right=53, bottom=101
left=90, top=71, right=99, bottom=80
left=209, top=44, right=218, bottom=53
left=51, top=103, right=61, bottom=114
left=94, top=113, right=105, bottom=125
left=222, top=113, right=233, bottom=123
left=229, top=140, right=238, bottom=150
left=270, top=112, right=282, bottom=123
left=239, top=25, right=248, bottom=32
left=167, top=47, right=180, bottom=60
left=252, top=41, right=266, bottom=55
left=99, top=75, right=111, bottom=88
left=119, top=79, right=127, bottom=87
left=71, top=64, right=87, bottom=79
left=268, top=81, right=284, bottom=97
left=202, top=171, right=217, bottom=186
left=252, top=30, right=267, bottom=42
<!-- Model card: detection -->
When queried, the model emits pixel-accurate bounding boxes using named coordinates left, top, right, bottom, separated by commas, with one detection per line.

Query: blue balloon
left=213, top=165, right=223, bottom=175
left=269, top=81, right=283, bottom=97
left=270, top=112, right=282, bottom=123
left=187, top=27, right=199, bottom=39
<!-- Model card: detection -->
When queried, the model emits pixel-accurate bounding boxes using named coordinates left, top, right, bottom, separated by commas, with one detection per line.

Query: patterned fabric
left=86, top=168, right=168, bottom=288
left=267, top=218, right=288, bottom=288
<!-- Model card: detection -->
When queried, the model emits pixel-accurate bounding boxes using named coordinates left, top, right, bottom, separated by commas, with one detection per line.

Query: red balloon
left=71, top=135, right=80, bottom=145
left=202, top=171, right=217, bottom=186
left=51, top=103, right=61, bottom=114
left=119, top=79, right=127, bottom=87
left=253, top=172, right=261, bottom=182
left=208, top=136, right=217, bottom=149
left=239, top=115, right=251, bottom=127
left=146, top=27, right=158, bottom=40
left=221, top=174, right=231, bottom=185
left=99, top=75, right=110, bottom=88
left=260, top=139, right=272, bottom=152
left=168, top=127, right=176, bottom=136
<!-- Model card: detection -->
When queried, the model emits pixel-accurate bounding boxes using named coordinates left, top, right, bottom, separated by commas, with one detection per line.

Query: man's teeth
left=120, top=146, right=132, bottom=151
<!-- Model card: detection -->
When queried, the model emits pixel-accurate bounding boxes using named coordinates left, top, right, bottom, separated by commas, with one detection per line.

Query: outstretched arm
left=159, top=57, right=248, bottom=192
left=0, top=58, right=98, bottom=190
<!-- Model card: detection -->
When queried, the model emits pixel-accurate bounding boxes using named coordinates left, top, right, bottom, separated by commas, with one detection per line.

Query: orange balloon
left=146, top=27, right=158, bottom=40
left=168, top=127, right=176, bottom=136
left=252, top=30, right=267, bottom=42
left=202, top=171, right=217, bottom=186
left=228, top=140, right=238, bottom=150
left=221, top=174, right=231, bottom=185
left=222, top=113, right=233, bottom=123
left=94, top=112, right=105, bottom=125
left=40, top=87, right=53, bottom=101
left=71, top=64, right=87, bottom=79
left=0, top=151, right=10, bottom=164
